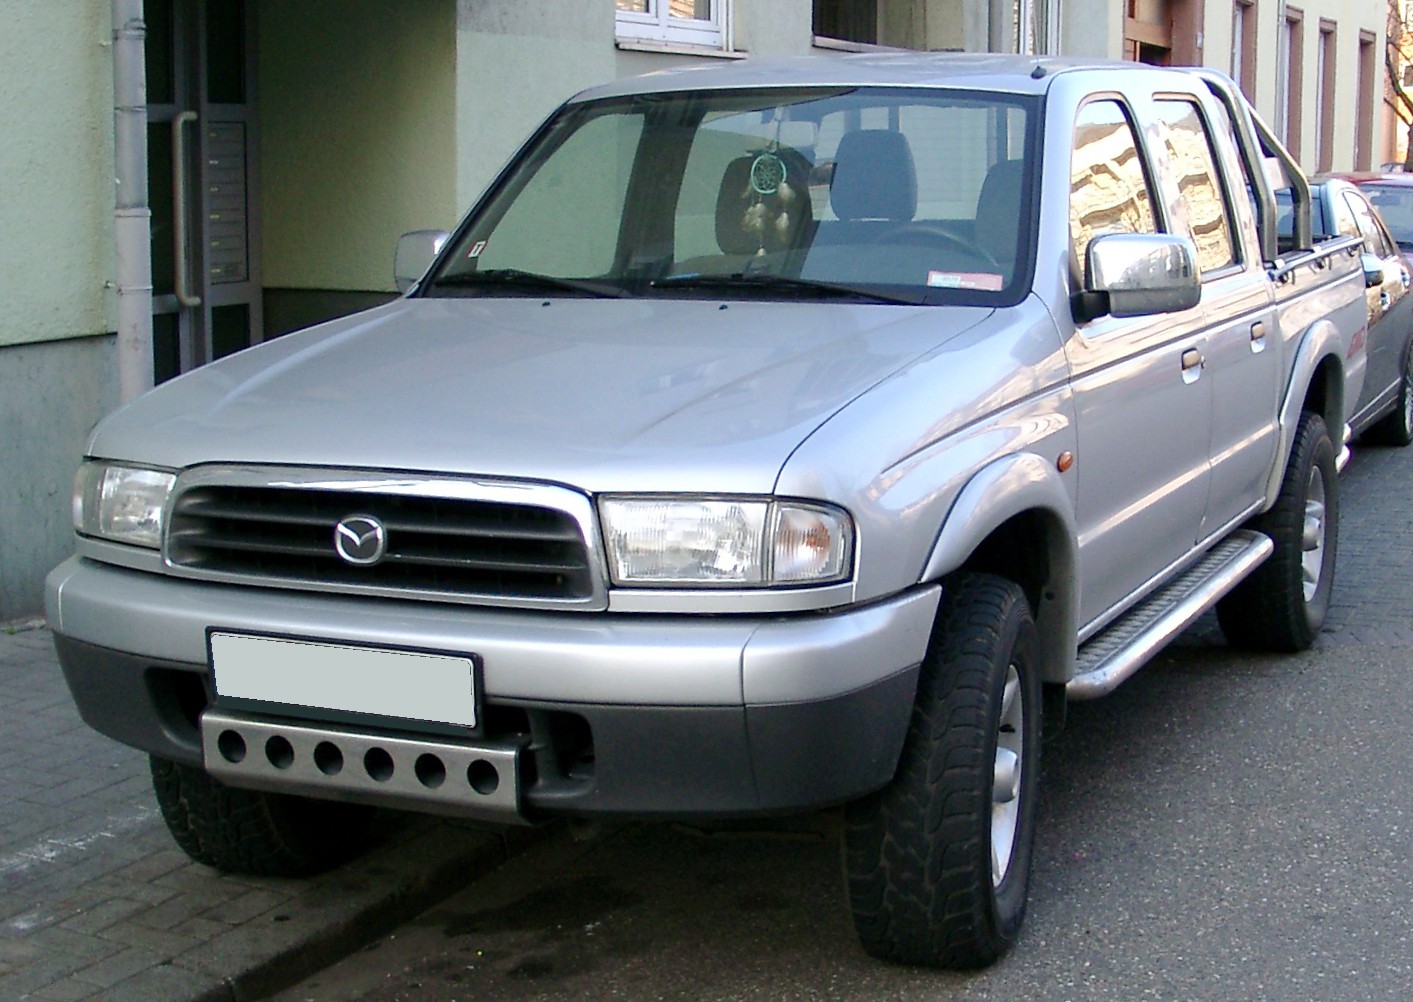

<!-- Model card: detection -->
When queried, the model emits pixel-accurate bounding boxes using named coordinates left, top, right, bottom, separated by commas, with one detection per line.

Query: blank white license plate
left=209, top=633, right=477, bottom=729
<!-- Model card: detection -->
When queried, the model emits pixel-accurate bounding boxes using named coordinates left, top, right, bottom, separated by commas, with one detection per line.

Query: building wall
left=452, top=0, right=817, bottom=213
left=1077, top=0, right=1385, bottom=173
left=0, top=338, right=117, bottom=619
left=0, top=0, right=114, bottom=351
left=1062, top=0, right=1124, bottom=58
left=0, top=0, right=117, bottom=619
left=259, top=1, right=460, bottom=293
left=1198, top=0, right=1384, bottom=172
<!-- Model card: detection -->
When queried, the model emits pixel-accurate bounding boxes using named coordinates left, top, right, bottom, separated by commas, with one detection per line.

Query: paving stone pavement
left=0, top=621, right=534, bottom=1002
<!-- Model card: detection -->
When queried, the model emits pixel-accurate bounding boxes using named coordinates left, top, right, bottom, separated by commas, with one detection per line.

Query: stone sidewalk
left=0, top=620, right=532, bottom=1002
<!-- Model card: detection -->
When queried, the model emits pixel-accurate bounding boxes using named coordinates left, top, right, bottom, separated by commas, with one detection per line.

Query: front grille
left=167, top=484, right=594, bottom=601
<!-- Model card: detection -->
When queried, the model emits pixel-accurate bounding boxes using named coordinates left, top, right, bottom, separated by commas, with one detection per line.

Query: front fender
left=920, top=452, right=1079, bottom=685
left=1270, top=317, right=1348, bottom=502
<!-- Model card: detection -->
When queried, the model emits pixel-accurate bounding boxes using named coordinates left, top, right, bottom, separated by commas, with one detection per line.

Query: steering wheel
left=875, top=223, right=999, bottom=270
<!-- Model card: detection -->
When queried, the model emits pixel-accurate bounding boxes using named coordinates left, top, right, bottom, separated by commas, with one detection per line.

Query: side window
left=1344, top=191, right=1395, bottom=258
left=1070, top=100, right=1157, bottom=274
left=1153, top=99, right=1238, bottom=275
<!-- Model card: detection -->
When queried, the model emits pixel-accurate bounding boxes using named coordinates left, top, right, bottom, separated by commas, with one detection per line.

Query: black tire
left=1217, top=410, right=1338, bottom=651
left=1365, top=339, right=1413, bottom=447
left=844, top=573, right=1041, bottom=969
left=151, top=756, right=375, bottom=876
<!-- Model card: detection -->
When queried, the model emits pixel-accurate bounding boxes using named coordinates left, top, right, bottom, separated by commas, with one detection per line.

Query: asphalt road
left=274, top=444, right=1413, bottom=1002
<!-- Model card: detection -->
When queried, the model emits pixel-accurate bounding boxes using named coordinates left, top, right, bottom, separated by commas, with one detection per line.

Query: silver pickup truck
left=48, top=56, right=1369, bottom=968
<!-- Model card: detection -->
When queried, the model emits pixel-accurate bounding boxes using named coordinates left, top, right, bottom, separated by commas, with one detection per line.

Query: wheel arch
left=1269, top=321, right=1346, bottom=503
left=919, top=453, right=1078, bottom=686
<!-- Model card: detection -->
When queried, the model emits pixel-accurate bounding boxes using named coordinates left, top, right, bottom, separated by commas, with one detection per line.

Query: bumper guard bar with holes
left=201, top=709, right=525, bottom=822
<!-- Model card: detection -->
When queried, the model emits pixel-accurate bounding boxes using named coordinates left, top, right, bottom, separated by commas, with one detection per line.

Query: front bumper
left=47, top=557, right=938, bottom=819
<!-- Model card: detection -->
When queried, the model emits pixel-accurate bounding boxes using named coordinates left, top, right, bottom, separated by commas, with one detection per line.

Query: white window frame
left=1011, top=0, right=1061, bottom=55
left=615, top=1, right=727, bottom=50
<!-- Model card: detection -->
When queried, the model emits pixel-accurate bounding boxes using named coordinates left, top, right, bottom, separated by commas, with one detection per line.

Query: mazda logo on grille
left=334, top=514, right=388, bottom=566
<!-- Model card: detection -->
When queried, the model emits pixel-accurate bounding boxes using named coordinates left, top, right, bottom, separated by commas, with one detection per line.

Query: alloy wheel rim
left=1402, top=366, right=1413, bottom=432
left=991, top=664, right=1024, bottom=888
left=1301, top=463, right=1327, bottom=602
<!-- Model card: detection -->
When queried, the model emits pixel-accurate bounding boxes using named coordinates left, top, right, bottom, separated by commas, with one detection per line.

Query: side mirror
left=394, top=230, right=449, bottom=293
left=1361, top=253, right=1385, bottom=289
left=1080, top=233, right=1200, bottom=319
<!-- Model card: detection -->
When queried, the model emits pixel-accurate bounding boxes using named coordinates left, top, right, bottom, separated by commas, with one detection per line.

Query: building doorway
left=145, top=0, right=261, bottom=383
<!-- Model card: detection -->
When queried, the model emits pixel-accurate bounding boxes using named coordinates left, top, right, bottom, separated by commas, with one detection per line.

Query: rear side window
left=1153, top=99, right=1238, bottom=275
left=1366, top=184, right=1413, bottom=248
left=1343, top=191, right=1396, bottom=258
left=1069, top=100, right=1157, bottom=273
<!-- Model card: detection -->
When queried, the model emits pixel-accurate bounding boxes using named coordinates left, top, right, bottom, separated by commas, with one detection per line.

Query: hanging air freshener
left=749, top=151, right=786, bottom=196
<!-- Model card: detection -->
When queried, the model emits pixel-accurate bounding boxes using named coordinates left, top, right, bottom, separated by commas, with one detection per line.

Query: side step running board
left=1067, top=530, right=1273, bottom=700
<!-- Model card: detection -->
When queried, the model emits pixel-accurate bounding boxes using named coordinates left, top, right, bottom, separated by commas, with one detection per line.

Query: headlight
left=73, top=461, right=177, bottom=549
left=600, top=497, right=852, bottom=587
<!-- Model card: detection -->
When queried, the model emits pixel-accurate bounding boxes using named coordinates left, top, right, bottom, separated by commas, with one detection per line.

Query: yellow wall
left=259, top=1, right=459, bottom=292
left=0, top=0, right=114, bottom=347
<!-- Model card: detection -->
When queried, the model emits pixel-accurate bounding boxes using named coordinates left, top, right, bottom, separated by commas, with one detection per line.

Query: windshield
left=427, top=86, right=1038, bottom=305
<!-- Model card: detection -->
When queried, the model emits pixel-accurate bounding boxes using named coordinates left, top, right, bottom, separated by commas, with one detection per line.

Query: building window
left=1015, top=0, right=1061, bottom=54
left=615, top=0, right=725, bottom=49
left=1278, top=8, right=1304, bottom=156
left=1357, top=30, right=1376, bottom=170
left=813, top=0, right=877, bottom=45
left=1317, top=19, right=1336, bottom=172
left=1231, top=0, right=1257, bottom=98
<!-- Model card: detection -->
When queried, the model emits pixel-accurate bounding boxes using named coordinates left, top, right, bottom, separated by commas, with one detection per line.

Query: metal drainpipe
left=112, top=0, right=153, bottom=403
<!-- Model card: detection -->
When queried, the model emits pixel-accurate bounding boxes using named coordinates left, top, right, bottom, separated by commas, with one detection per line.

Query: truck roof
left=568, top=52, right=1190, bottom=102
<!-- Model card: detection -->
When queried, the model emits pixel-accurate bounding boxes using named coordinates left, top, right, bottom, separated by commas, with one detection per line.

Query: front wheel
left=844, top=573, right=1041, bottom=969
left=1217, top=410, right=1338, bottom=651
left=151, top=756, right=375, bottom=876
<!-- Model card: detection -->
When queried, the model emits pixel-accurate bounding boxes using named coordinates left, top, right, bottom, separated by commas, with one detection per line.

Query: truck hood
left=91, top=298, right=990, bottom=494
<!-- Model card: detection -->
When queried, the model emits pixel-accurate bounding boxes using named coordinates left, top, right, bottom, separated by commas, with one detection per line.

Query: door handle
left=1181, top=347, right=1205, bottom=384
left=172, top=111, right=203, bottom=308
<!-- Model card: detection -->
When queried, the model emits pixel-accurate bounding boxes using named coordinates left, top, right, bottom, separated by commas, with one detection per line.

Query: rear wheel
left=151, top=756, right=375, bottom=876
left=844, top=573, right=1041, bottom=968
left=1217, top=410, right=1337, bottom=651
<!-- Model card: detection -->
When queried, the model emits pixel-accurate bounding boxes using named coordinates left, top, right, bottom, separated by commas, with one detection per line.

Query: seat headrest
left=975, top=158, right=1026, bottom=270
left=715, top=148, right=813, bottom=255
left=830, top=130, right=917, bottom=222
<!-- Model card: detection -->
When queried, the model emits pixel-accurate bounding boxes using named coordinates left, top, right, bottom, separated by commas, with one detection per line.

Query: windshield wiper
left=431, top=268, right=630, bottom=299
left=651, top=272, right=924, bottom=305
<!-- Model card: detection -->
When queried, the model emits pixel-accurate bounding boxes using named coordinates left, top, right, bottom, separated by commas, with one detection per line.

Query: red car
left=1312, top=174, right=1413, bottom=444
left=1330, top=171, right=1413, bottom=256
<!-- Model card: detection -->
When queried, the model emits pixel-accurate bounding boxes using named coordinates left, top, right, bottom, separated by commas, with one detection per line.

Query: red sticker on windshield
left=468, top=240, right=488, bottom=259
left=927, top=271, right=1004, bottom=291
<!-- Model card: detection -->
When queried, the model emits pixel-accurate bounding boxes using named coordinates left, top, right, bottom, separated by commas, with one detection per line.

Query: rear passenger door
left=1343, top=187, right=1411, bottom=417
left=1149, top=96, right=1281, bottom=541
left=1064, top=97, right=1214, bottom=628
